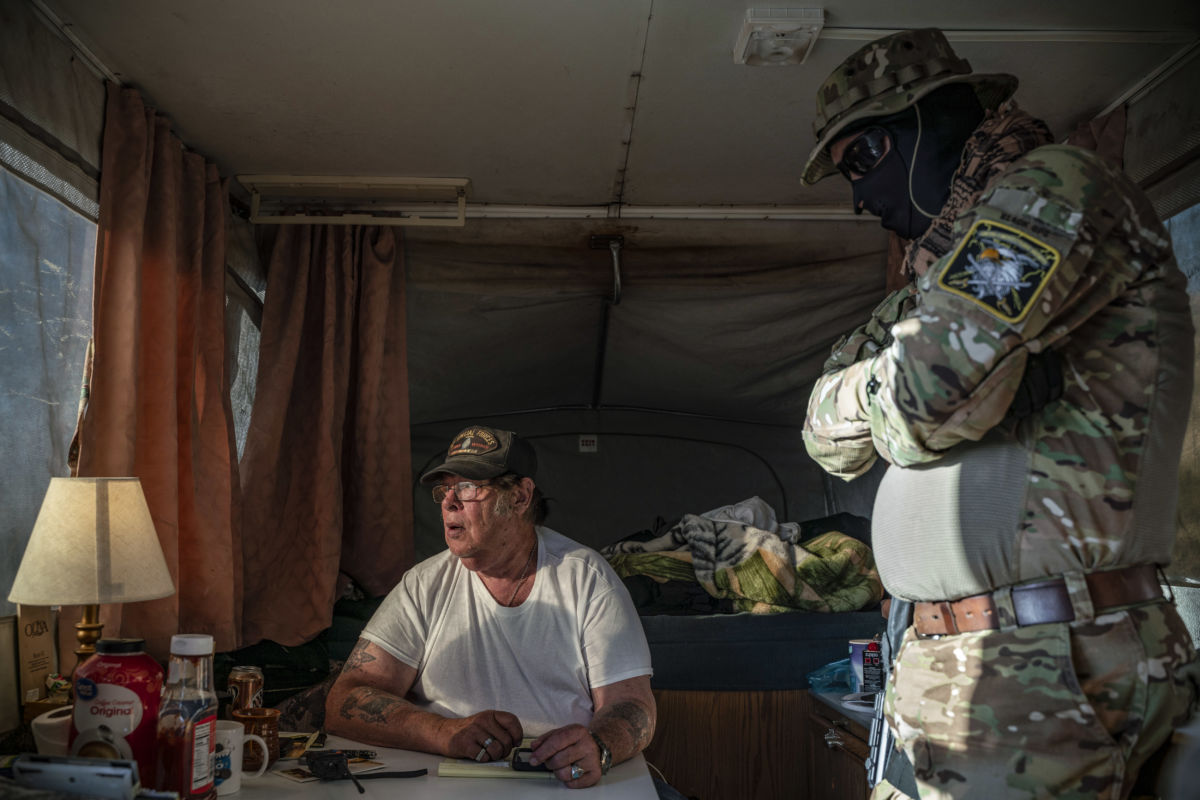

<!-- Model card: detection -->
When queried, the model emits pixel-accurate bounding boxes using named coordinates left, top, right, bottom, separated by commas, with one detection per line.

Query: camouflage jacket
left=803, top=144, right=1193, bottom=594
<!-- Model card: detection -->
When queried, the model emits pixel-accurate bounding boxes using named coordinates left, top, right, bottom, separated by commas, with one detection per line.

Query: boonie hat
left=802, top=28, right=1017, bottom=186
left=420, top=426, right=537, bottom=485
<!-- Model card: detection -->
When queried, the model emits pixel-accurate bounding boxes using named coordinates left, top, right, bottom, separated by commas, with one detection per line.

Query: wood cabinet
left=642, top=689, right=872, bottom=800
left=643, top=688, right=808, bottom=800
left=801, top=692, right=872, bottom=800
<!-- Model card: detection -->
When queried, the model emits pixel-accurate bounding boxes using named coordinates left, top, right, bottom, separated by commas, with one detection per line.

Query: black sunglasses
left=836, top=127, right=891, bottom=180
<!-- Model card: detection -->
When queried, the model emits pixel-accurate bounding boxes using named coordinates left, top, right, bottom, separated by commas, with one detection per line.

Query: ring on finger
left=570, top=763, right=584, bottom=781
left=475, top=738, right=494, bottom=762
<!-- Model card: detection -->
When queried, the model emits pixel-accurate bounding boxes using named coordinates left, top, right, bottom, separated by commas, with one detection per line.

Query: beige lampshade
left=7, top=477, right=175, bottom=606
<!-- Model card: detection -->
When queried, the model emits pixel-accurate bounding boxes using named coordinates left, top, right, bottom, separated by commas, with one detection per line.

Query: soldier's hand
left=1007, top=349, right=1064, bottom=420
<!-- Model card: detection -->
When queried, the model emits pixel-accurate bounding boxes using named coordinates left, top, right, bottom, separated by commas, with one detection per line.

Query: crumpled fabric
left=603, top=512, right=883, bottom=614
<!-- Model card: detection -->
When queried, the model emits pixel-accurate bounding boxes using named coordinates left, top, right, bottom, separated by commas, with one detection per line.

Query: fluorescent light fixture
left=237, top=175, right=472, bottom=227
left=734, top=8, right=824, bottom=66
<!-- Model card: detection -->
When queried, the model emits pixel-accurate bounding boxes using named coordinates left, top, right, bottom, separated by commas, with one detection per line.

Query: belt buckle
left=1012, top=578, right=1074, bottom=626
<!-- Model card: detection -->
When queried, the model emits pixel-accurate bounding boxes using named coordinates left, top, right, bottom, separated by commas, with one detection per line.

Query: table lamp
left=7, top=477, right=176, bottom=666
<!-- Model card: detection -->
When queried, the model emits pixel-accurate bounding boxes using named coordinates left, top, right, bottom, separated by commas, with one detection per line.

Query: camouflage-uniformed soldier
left=801, top=29, right=1200, bottom=799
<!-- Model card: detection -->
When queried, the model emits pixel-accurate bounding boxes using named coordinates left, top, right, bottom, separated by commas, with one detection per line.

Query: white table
left=236, top=736, right=659, bottom=799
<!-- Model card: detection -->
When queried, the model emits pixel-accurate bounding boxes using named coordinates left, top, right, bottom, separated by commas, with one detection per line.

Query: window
left=1166, top=202, right=1200, bottom=584
left=225, top=214, right=266, bottom=461
left=0, top=166, right=96, bottom=617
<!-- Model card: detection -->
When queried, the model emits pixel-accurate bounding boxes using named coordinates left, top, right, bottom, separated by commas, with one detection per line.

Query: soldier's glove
left=1006, top=348, right=1064, bottom=420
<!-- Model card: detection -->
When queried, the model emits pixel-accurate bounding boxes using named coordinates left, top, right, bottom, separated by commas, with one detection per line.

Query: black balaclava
left=847, top=83, right=985, bottom=240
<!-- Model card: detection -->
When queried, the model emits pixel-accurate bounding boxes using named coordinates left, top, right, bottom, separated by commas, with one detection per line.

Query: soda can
left=228, top=665, right=264, bottom=711
left=861, top=639, right=884, bottom=693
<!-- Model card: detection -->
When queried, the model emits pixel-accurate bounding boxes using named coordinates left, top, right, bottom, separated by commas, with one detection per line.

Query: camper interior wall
left=5, top=0, right=1200, bottom=645
left=1124, top=48, right=1200, bottom=219
left=0, top=0, right=103, bottom=622
left=1125, top=48, right=1200, bottom=634
left=411, top=411, right=835, bottom=560
left=401, top=217, right=891, bottom=557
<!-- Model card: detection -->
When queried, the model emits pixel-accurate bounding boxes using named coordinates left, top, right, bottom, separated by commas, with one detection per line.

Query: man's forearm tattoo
left=343, top=641, right=377, bottom=672
left=340, top=686, right=401, bottom=724
left=597, top=701, right=653, bottom=751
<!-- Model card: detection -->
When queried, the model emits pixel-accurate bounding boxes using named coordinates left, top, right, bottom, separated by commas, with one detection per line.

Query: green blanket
left=603, top=514, right=883, bottom=614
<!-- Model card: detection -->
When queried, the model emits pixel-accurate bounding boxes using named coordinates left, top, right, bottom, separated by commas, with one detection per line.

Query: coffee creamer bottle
left=71, top=638, right=164, bottom=782
left=155, top=634, right=218, bottom=799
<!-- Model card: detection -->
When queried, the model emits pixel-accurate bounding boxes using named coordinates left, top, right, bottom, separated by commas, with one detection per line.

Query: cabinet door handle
left=823, top=728, right=844, bottom=749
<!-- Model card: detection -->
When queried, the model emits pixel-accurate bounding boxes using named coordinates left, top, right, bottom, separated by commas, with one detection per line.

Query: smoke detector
left=733, top=8, right=824, bottom=66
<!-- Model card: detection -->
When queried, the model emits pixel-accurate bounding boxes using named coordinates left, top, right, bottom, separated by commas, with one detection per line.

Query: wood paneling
left=643, top=689, right=873, bottom=800
left=643, top=688, right=809, bottom=800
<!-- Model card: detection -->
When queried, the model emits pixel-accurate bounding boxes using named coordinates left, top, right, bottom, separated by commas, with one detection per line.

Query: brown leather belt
left=913, top=564, right=1162, bottom=637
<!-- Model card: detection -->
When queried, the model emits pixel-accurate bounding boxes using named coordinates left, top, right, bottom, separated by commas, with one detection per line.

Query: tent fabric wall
left=0, top=0, right=103, bottom=217
left=1126, top=51, right=1200, bottom=585
left=1126, top=49, right=1200, bottom=220
left=411, top=411, right=831, bottom=561
left=0, top=3, right=103, bottom=622
left=404, top=218, right=890, bottom=428
left=0, top=168, right=96, bottom=619
left=1168, top=205, right=1200, bottom=583
left=403, top=218, right=891, bottom=558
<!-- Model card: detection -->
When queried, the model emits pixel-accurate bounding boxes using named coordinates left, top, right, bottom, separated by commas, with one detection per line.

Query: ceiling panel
left=40, top=0, right=654, bottom=204
left=34, top=0, right=1200, bottom=213
left=629, top=34, right=1180, bottom=206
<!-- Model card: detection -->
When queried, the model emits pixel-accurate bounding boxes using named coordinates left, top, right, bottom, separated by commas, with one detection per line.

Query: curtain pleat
left=239, top=224, right=412, bottom=647
left=68, top=83, right=238, bottom=664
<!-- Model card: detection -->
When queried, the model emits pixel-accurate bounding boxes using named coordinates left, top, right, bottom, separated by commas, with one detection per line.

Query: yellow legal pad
left=436, top=759, right=556, bottom=779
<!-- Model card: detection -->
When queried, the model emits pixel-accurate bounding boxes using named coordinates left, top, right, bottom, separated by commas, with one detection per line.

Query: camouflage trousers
left=869, top=600, right=1200, bottom=800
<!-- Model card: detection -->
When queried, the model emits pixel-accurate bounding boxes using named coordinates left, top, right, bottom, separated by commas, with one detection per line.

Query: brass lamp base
left=74, top=603, right=103, bottom=667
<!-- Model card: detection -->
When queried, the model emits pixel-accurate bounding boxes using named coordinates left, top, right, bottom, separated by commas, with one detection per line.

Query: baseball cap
left=419, top=426, right=538, bottom=485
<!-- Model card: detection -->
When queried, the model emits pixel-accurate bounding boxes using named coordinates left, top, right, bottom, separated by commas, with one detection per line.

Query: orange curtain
left=69, top=83, right=239, bottom=663
left=239, top=224, right=413, bottom=647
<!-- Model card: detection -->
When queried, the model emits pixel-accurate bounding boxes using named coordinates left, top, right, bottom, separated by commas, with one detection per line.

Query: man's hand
left=1007, top=348, right=1064, bottom=420
left=529, top=724, right=601, bottom=788
left=440, top=709, right=523, bottom=762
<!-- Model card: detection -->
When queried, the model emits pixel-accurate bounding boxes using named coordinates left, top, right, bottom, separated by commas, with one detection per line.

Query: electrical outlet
left=578, top=435, right=598, bottom=453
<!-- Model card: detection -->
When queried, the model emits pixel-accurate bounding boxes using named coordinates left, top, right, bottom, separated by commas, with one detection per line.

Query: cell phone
left=510, top=747, right=550, bottom=772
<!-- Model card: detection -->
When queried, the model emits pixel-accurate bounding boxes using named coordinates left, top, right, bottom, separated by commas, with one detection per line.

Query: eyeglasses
left=836, top=127, right=890, bottom=180
left=432, top=481, right=493, bottom=504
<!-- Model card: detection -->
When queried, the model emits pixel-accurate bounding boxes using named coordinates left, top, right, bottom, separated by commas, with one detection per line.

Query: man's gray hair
left=492, top=473, right=548, bottom=526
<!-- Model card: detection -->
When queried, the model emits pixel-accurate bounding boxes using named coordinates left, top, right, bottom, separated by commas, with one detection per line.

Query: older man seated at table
left=325, top=425, right=656, bottom=789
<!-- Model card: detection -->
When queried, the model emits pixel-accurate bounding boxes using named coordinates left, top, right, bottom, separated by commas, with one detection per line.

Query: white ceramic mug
left=214, top=719, right=268, bottom=795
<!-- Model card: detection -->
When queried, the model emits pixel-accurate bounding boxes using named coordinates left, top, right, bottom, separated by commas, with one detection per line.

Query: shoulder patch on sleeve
left=936, top=218, right=1060, bottom=323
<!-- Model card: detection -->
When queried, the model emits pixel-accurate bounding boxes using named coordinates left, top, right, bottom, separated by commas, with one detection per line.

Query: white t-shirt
left=361, top=527, right=653, bottom=736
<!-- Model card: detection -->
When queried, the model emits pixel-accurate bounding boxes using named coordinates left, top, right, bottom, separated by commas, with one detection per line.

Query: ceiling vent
left=733, top=8, right=824, bottom=66
left=237, top=175, right=471, bottom=226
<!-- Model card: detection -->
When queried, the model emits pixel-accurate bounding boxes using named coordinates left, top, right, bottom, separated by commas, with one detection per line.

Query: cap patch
left=936, top=219, right=1060, bottom=323
left=448, top=427, right=499, bottom=457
